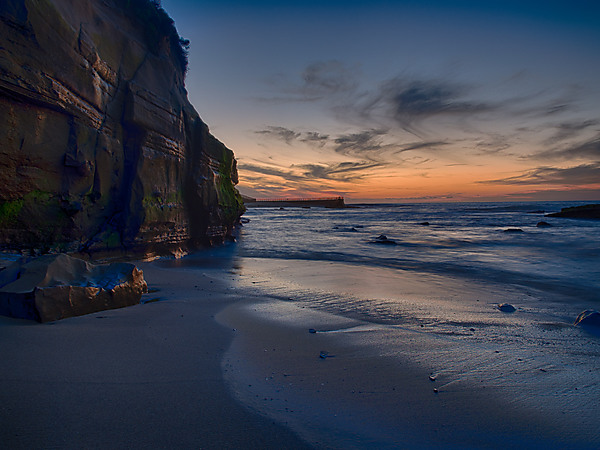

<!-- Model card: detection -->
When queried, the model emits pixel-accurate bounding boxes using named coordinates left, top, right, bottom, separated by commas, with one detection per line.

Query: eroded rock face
left=0, top=0, right=244, bottom=256
left=0, top=254, right=147, bottom=322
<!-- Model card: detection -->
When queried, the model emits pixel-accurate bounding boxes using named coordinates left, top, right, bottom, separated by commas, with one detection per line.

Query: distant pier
left=243, top=196, right=346, bottom=208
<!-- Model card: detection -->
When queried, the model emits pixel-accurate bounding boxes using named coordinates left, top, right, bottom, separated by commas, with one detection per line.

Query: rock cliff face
left=0, top=0, right=244, bottom=257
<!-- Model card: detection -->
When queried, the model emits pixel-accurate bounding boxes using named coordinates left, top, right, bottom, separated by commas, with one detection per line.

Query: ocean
left=236, top=201, right=600, bottom=306
left=212, top=201, right=600, bottom=448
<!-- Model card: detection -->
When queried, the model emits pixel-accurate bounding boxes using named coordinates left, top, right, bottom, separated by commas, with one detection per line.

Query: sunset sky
left=161, top=0, right=600, bottom=202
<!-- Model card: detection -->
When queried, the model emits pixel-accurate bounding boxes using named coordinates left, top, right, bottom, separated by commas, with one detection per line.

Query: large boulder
left=0, top=254, right=147, bottom=322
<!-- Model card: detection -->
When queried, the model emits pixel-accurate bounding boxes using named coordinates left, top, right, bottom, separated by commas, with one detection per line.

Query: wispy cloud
left=296, top=161, right=385, bottom=182
left=300, top=60, right=359, bottom=98
left=544, top=120, right=598, bottom=145
left=255, top=124, right=455, bottom=160
left=377, top=78, right=492, bottom=132
left=399, top=140, right=449, bottom=152
left=480, top=163, right=600, bottom=186
left=333, top=129, right=391, bottom=158
left=255, top=126, right=301, bottom=144
left=259, top=60, right=359, bottom=102
left=239, top=162, right=307, bottom=182
left=301, top=131, right=330, bottom=146
left=535, top=134, right=600, bottom=161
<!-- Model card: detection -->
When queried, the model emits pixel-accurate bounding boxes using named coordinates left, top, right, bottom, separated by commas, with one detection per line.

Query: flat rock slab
left=0, top=254, right=147, bottom=322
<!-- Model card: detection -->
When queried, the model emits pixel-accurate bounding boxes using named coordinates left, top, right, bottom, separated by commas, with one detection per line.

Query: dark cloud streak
left=255, top=126, right=301, bottom=145
left=480, top=163, right=600, bottom=186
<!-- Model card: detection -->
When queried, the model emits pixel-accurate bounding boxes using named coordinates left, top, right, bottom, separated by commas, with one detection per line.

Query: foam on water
left=237, top=201, right=600, bottom=305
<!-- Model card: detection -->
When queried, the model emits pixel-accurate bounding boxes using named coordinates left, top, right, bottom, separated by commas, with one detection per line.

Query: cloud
left=300, top=60, right=358, bottom=98
left=535, top=134, right=600, bottom=160
left=296, top=161, right=384, bottom=182
left=333, top=129, right=391, bottom=158
left=480, top=163, right=600, bottom=186
left=238, top=157, right=387, bottom=195
left=399, top=140, right=449, bottom=152
left=502, top=188, right=600, bottom=202
left=472, top=133, right=513, bottom=155
left=255, top=123, right=456, bottom=161
left=255, top=126, right=301, bottom=145
left=259, top=60, right=359, bottom=102
left=239, top=162, right=307, bottom=182
left=300, top=131, right=330, bottom=146
left=545, top=120, right=598, bottom=144
left=339, top=77, right=495, bottom=135
left=255, top=126, right=330, bottom=147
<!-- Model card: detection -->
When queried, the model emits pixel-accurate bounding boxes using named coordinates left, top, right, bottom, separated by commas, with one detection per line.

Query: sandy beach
left=1, top=252, right=599, bottom=449
left=0, top=258, right=308, bottom=449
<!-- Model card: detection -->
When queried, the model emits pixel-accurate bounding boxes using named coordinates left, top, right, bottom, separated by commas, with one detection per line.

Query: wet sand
left=219, top=257, right=600, bottom=449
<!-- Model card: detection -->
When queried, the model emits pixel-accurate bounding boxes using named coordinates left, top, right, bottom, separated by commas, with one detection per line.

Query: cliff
left=0, top=0, right=244, bottom=257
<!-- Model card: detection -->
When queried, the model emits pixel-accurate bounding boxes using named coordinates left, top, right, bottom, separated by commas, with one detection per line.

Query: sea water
left=236, top=201, right=599, bottom=305
left=218, top=201, right=600, bottom=447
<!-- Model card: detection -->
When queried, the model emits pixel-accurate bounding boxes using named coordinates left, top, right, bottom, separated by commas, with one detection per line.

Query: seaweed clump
left=121, top=0, right=190, bottom=74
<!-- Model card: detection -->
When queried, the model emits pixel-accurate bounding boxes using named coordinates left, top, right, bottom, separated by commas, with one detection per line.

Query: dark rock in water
left=546, top=204, right=600, bottom=219
left=240, top=218, right=250, bottom=224
left=0, top=254, right=147, bottom=322
left=574, top=310, right=600, bottom=328
left=369, top=234, right=397, bottom=245
left=418, top=222, right=430, bottom=226
left=536, top=221, right=553, bottom=228
left=497, top=303, right=516, bottom=313
left=337, top=227, right=359, bottom=233
left=504, top=228, right=524, bottom=233
left=0, top=0, right=244, bottom=257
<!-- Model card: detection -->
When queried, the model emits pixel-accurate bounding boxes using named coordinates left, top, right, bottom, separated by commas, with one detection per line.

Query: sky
left=160, top=0, right=600, bottom=202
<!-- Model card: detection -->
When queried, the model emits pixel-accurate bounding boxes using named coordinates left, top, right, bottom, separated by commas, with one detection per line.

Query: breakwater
left=244, top=196, right=346, bottom=208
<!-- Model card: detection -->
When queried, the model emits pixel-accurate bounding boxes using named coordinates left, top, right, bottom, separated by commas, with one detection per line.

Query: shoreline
left=0, top=257, right=309, bottom=449
left=1, top=251, right=599, bottom=448
left=219, top=256, right=600, bottom=449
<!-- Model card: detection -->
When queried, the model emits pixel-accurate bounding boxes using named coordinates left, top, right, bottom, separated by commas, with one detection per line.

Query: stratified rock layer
left=0, top=0, right=243, bottom=256
left=0, top=254, right=147, bottom=322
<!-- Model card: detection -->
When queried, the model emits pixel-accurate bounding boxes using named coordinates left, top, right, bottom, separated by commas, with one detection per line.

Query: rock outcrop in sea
left=546, top=204, right=600, bottom=220
left=0, top=0, right=244, bottom=257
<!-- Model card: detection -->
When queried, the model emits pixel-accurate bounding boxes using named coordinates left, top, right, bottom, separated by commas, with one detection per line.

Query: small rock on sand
left=497, top=303, right=516, bottom=313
